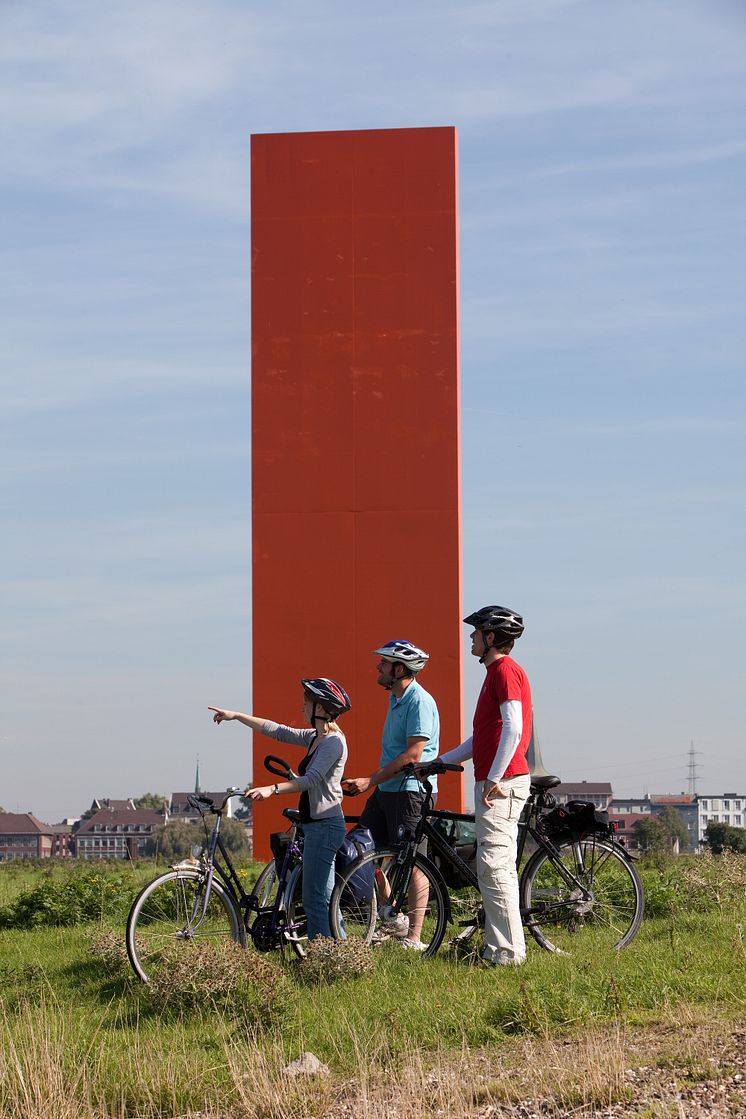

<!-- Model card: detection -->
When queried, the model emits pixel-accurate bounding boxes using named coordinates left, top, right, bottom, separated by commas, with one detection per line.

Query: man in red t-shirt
left=439, top=605, right=532, bottom=966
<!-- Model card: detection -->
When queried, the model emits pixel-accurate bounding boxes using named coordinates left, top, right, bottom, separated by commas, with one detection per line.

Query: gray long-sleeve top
left=261, top=721, right=347, bottom=820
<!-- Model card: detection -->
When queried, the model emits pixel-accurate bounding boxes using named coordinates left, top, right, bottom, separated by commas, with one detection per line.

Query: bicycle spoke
left=127, top=870, right=242, bottom=981
left=520, top=840, right=644, bottom=954
left=330, top=848, right=448, bottom=958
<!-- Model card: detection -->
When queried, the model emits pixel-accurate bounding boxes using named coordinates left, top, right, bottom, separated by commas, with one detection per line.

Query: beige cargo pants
left=475, top=773, right=531, bottom=965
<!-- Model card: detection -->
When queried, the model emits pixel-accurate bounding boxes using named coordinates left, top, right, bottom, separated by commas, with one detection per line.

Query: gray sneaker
left=379, top=908, right=409, bottom=937
left=480, top=951, right=525, bottom=968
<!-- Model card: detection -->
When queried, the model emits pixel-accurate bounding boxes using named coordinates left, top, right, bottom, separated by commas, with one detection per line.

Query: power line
left=582, top=752, right=689, bottom=773
left=563, top=745, right=721, bottom=777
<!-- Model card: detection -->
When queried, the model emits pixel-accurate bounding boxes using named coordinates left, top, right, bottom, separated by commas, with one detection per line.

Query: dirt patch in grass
left=317, top=1018, right=746, bottom=1119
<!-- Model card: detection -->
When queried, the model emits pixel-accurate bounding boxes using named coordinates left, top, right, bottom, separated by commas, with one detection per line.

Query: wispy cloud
left=2, top=0, right=745, bottom=817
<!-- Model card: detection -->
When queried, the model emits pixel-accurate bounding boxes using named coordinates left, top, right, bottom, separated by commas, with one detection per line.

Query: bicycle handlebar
left=400, top=760, right=464, bottom=777
left=186, top=787, right=244, bottom=814
left=263, top=755, right=297, bottom=780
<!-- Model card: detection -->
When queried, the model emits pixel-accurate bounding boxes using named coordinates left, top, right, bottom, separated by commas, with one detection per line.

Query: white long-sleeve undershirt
left=440, top=699, right=523, bottom=784
left=439, top=735, right=474, bottom=766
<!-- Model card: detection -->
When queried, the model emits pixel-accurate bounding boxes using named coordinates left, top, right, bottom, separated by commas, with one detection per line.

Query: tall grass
left=0, top=852, right=744, bottom=1118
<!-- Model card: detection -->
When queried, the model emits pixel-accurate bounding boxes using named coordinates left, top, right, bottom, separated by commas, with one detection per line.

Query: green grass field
left=0, top=853, right=744, bottom=1118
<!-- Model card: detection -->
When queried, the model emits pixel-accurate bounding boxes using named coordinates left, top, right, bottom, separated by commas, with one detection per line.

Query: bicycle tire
left=283, top=864, right=308, bottom=959
left=329, top=847, right=449, bottom=959
left=520, top=838, right=644, bottom=954
left=126, top=868, right=244, bottom=982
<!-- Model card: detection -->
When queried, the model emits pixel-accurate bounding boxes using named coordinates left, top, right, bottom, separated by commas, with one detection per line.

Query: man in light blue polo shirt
left=343, top=639, right=440, bottom=950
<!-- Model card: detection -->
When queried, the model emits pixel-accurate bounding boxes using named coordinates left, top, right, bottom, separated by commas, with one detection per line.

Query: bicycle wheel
left=329, top=848, right=448, bottom=960
left=520, top=839, right=644, bottom=954
left=126, top=869, right=244, bottom=982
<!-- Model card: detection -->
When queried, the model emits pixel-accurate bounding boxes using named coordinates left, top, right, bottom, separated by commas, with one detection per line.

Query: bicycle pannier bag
left=335, top=825, right=375, bottom=904
left=270, top=830, right=292, bottom=875
left=540, top=800, right=613, bottom=842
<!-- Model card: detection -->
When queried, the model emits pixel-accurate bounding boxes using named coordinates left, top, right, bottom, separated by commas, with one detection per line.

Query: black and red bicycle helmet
left=301, top=678, right=351, bottom=718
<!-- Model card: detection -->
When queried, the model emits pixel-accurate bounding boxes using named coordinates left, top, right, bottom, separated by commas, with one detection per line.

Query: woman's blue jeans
left=301, top=814, right=346, bottom=940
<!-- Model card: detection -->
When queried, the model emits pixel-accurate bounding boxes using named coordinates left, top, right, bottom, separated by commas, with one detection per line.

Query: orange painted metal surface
left=251, top=127, right=462, bottom=857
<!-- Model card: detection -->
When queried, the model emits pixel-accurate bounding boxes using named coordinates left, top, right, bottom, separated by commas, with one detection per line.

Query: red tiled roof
left=651, top=794, right=694, bottom=804
left=0, top=813, right=55, bottom=836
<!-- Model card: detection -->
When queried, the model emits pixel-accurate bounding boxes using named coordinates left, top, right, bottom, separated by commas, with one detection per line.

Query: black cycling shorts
left=359, top=787, right=435, bottom=856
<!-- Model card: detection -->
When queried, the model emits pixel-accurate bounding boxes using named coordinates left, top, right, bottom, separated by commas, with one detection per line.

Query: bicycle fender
left=282, top=863, right=302, bottom=910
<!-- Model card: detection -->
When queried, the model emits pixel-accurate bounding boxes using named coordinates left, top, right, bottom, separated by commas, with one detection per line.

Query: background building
left=651, top=794, right=697, bottom=851
left=610, top=796, right=652, bottom=815
left=697, top=794, right=745, bottom=844
left=553, top=782, right=613, bottom=810
left=51, top=821, right=75, bottom=857
left=75, top=808, right=164, bottom=859
left=608, top=811, right=650, bottom=853
left=0, top=813, right=55, bottom=860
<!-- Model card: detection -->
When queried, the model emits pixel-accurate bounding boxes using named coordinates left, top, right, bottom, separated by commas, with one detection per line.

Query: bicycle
left=126, top=756, right=311, bottom=982
left=330, top=761, right=644, bottom=959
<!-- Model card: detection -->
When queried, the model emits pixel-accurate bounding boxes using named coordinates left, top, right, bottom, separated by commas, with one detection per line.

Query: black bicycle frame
left=251, top=828, right=306, bottom=939
left=392, top=782, right=609, bottom=914
left=178, top=805, right=244, bottom=934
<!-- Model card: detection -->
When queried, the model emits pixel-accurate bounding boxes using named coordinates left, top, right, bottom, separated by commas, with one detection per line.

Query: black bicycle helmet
left=463, top=605, right=524, bottom=642
left=301, top=678, right=351, bottom=718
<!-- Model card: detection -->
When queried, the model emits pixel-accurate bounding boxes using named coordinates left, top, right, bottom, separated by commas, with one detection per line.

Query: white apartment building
left=697, top=794, right=745, bottom=843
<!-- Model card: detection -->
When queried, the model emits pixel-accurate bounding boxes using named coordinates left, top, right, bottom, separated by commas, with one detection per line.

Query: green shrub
left=146, top=940, right=289, bottom=1026
left=297, top=936, right=376, bottom=985
left=639, top=850, right=746, bottom=919
left=0, top=865, right=136, bottom=929
left=86, top=928, right=130, bottom=975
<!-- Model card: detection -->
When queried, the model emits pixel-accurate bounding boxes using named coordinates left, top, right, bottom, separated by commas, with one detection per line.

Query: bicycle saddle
left=282, top=808, right=301, bottom=823
left=530, top=775, right=561, bottom=789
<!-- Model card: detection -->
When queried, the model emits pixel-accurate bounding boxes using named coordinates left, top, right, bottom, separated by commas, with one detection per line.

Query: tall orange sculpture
left=251, top=127, right=462, bottom=857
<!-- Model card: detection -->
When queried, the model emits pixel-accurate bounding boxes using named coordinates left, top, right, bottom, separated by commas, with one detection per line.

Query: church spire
left=194, top=755, right=201, bottom=794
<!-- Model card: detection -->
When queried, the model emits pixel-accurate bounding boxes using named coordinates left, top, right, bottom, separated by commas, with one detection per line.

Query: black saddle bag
left=540, top=800, right=614, bottom=843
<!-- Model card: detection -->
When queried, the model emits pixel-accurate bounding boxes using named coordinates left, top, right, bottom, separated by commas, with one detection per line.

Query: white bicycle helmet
left=372, top=639, right=430, bottom=674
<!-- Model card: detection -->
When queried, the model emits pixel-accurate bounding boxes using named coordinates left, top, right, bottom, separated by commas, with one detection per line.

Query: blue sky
left=2, top=0, right=744, bottom=821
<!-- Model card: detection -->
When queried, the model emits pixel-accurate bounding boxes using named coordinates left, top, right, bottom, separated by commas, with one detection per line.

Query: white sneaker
left=400, top=937, right=427, bottom=951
